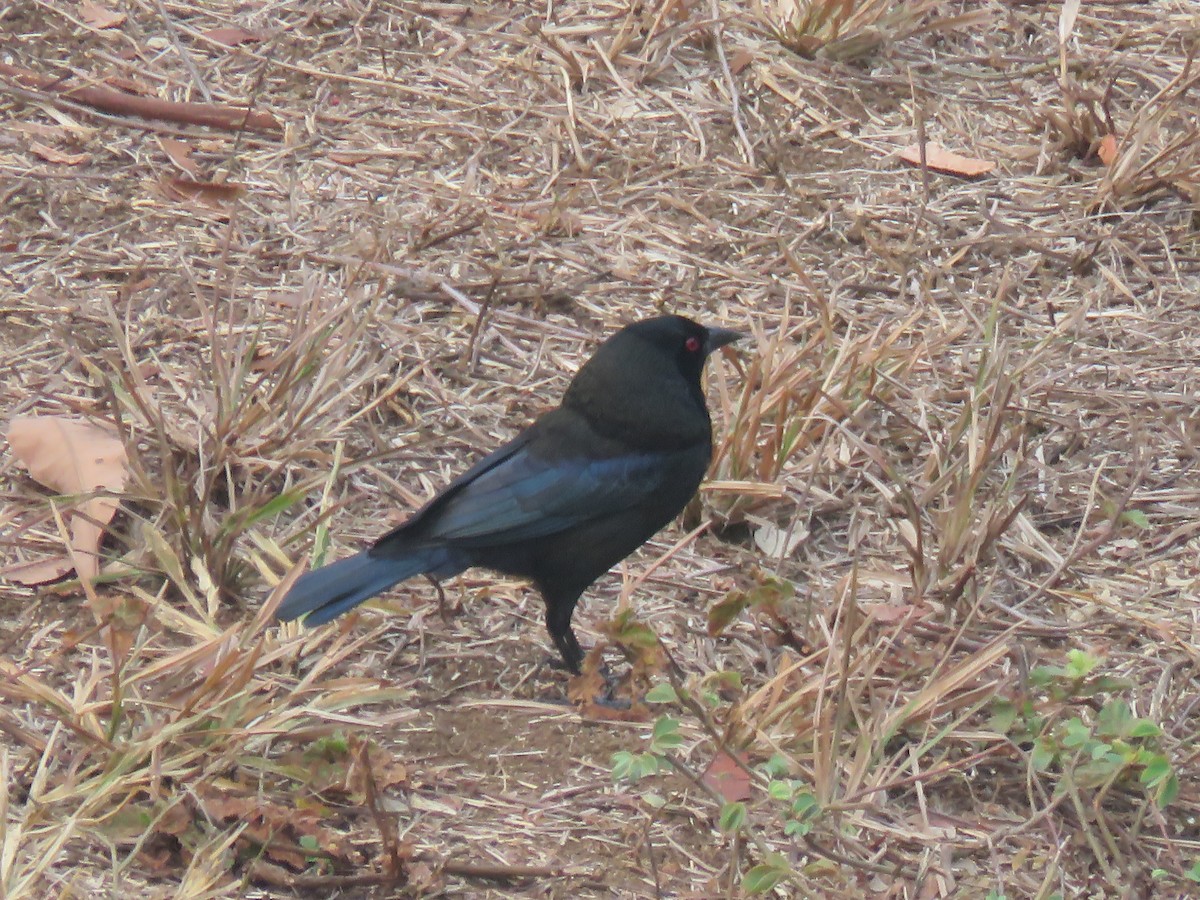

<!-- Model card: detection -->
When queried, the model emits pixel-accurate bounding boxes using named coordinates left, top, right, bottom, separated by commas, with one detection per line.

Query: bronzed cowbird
left=275, top=315, right=740, bottom=673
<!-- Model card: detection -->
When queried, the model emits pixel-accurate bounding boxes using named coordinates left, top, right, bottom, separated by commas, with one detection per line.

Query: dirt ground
left=3, top=1, right=1200, bottom=898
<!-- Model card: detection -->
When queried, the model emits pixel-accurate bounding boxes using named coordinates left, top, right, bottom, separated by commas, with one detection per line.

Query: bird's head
left=561, top=315, right=741, bottom=447
left=616, top=315, right=742, bottom=386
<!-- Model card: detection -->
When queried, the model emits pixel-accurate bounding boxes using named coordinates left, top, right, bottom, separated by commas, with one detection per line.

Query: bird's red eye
left=685, top=336, right=702, bottom=353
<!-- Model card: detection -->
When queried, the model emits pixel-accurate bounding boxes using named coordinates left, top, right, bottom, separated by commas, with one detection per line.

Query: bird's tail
left=276, top=546, right=450, bottom=626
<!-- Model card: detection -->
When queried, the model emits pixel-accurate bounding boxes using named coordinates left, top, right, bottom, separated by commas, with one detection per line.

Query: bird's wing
left=426, top=441, right=685, bottom=544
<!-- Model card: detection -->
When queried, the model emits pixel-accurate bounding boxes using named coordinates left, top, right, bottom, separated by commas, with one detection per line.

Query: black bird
left=275, top=315, right=740, bottom=673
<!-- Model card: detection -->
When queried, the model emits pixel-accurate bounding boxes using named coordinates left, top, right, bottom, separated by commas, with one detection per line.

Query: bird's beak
left=705, top=327, right=742, bottom=355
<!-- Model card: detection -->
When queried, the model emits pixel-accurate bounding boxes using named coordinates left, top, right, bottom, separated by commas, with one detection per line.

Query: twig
left=152, top=0, right=214, bottom=103
left=0, top=62, right=281, bottom=133
left=709, top=0, right=755, bottom=166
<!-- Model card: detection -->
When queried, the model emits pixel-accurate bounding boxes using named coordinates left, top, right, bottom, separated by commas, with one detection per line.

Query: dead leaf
left=0, top=556, right=74, bottom=586
left=29, top=142, right=90, bottom=166
left=267, top=289, right=307, bottom=308
left=866, top=602, right=928, bottom=624
left=160, top=176, right=245, bottom=208
left=1097, top=133, right=1118, bottom=166
left=80, top=1, right=126, bottom=29
left=5, top=417, right=128, bottom=581
left=203, top=26, right=264, bottom=46
left=702, top=750, right=752, bottom=802
left=1058, top=0, right=1082, bottom=46
left=329, top=150, right=374, bottom=165
left=198, top=788, right=355, bottom=869
left=139, top=832, right=186, bottom=874
left=567, top=645, right=609, bottom=705
left=105, top=75, right=150, bottom=95
left=11, top=121, right=66, bottom=140
left=158, top=137, right=200, bottom=176
left=898, top=142, right=995, bottom=178
left=729, top=47, right=756, bottom=74
left=90, top=591, right=150, bottom=660
left=753, top=521, right=807, bottom=558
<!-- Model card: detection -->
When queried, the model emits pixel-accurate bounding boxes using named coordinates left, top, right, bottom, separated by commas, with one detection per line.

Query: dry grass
left=3, top=0, right=1200, bottom=897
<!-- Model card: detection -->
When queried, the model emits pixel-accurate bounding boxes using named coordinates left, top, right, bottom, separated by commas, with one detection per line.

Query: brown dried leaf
left=7, top=417, right=128, bottom=494
left=12, top=121, right=67, bottom=140
left=105, top=75, right=151, bottom=95
left=729, top=47, right=756, bottom=74
left=329, top=150, right=374, bottom=165
left=160, top=176, right=245, bottom=208
left=198, top=788, right=356, bottom=869
left=203, top=26, right=263, bottom=46
left=0, top=556, right=74, bottom=586
left=898, top=142, right=995, bottom=178
left=1097, top=133, right=1119, bottom=166
left=29, top=141, right=90, bottom=166
left=567, top=645, right=608, bottom=705
left=158, top=137, right=200, bottom=176
left=6, top=417, right=128, bottom=581
left=701, top=750, right=752, bottom=802
left=80, top=2, right=126, bottom=29
left=866, top=602, right=927, bottom=624
left=90, top=591, right=149, bottom=660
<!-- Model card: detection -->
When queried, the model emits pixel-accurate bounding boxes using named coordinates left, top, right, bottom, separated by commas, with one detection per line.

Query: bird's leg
left=424, top=575, right=456, bottom=623
left=545, top=598, right=584, bottom=674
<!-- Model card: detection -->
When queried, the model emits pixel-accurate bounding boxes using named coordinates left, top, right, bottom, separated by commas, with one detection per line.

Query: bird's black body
left=276, top=315, right=739, bottom=672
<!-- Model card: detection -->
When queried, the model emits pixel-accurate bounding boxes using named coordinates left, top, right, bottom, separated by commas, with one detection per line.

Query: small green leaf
left=1128, top=719, right=1163, bottom=739
left=1140, top=755, right=1170, bottom=784
left=707, top=590, right=750, bottom=636
left=309, top=732, right=350, bottom=759
left=651, top=716, right=682, bottom=747
left=988, top=700, right=1017, bottom=734
left=1158, top=774, right=1180, bottom=806
left=719, top=801, right=746, bottom=833
left=642, top=792, right=667, bottom=809
left=1064, top=649, right=1099, bottom=679
left=635, top=752, right=661, bottom=779
left=1028, top=665, right=1063, bottom=687
left=612, top=751, right=660, bottom=782
left=616, top=621, right=660, bottom=649
left=762, top=753, right=790, bottom=778
left=1031, top=737, right=1056, bottom=771
left=644, top=683, right=677, bottom=704
left=1062, top=718, right=1092, bottom=748
left=612, top=751, right=636, bottom=782
left=791, top=792, right=818, bottom=818
left=1120, top=508, right=1149, bottom=529
left=1096, top=699, right=1131, bottom=737
left=744, top=856, right=791, bottom=893
left=767, top=780, right=793, bottom=801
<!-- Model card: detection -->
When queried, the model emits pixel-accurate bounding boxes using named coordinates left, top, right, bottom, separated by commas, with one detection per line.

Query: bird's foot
left=424, top=575, right=461, bottom=623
